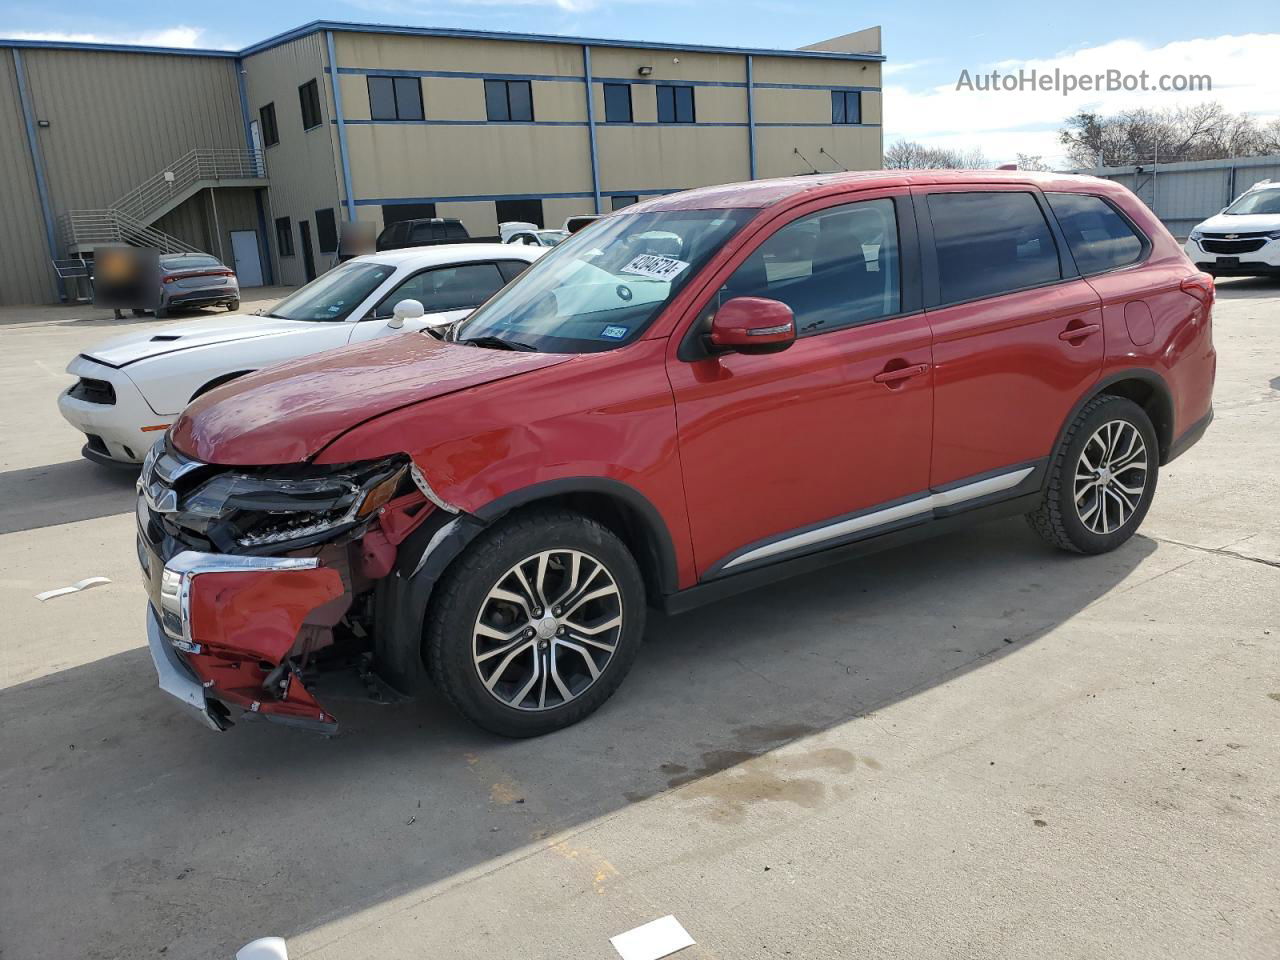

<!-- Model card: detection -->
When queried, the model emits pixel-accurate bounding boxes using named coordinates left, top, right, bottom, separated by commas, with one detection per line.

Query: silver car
left=143, top=253, right=241, bottom=318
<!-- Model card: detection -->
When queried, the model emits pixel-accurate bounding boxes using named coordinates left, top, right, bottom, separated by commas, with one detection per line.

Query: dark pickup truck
left=376, top=217, right=472, bottom=251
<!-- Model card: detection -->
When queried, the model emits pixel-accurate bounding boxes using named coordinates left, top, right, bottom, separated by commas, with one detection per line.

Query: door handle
left=873, top=363, right=930, bottom=385
left=1058, top=322, right=1101, bottom=342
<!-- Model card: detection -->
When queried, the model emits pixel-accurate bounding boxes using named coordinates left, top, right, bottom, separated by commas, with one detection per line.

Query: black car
left=376, top=218, right=470, bottom=251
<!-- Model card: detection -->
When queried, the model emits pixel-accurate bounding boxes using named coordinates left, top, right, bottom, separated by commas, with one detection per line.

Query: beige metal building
left=0, top=21, right=884, bottom=304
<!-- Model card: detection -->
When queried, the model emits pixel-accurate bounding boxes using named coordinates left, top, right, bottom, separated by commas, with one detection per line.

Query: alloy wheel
left=471, top=549, right=624, bottom=711
left=1074, top=419, right=1148, bottom=535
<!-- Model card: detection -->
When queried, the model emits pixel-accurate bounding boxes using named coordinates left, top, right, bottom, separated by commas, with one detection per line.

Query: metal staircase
left=61, top=148, right=267, bottom=256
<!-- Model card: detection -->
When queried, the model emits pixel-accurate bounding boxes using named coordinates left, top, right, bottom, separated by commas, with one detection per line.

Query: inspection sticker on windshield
left=620, top=254, right=689, bottom=282
left=601, top=325, right=629, bottom=340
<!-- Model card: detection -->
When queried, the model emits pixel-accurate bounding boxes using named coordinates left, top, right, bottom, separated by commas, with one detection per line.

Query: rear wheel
left=1026, top=395, right=1158, bottom=554
left=227, top=299, right=240, bottom=312
left=424, top=509, right=645, bottom=737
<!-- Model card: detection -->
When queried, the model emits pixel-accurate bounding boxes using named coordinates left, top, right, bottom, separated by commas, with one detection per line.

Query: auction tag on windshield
left=620, top=254, right=689, bottom=282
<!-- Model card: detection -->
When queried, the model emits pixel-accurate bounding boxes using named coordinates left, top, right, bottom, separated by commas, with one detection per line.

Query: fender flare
left=1051, top=368, right=1175, bottom=470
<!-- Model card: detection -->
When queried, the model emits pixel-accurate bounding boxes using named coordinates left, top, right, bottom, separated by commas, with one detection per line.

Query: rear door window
left=1046, top=192, right=1145, bottom=274
left=927, top=191, right=1061, bottom=304
left=713, top=198, right=902, bottom=336
left=409, top=222, right=442, bottom=244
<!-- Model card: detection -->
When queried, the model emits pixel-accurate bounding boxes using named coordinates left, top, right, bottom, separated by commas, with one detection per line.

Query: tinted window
left=315, top=208, right=339, bottom=254
left=409, top=222, right=442, bottom=243
left=485, top=79, right=533, bottom=122
left=928, top=192, right=1060, bottom=304
left=604, top=83, right=632, bottom=123
left=259, top=103, right=279, bottom=146
left=496, top=198, right=544, bottom=228
left=1224, top=187, right=1280, bottom=215
left=657, top=85, right=695, bottom=123
left=275, top=217, right=294, bottom=257
left=163, top=254, right=222, bottom=270
left=368, top=76, right=396, bottom=120
left=444, top=221, right=468, bottom=240
left=298, top=79, right=322, bottom=130
left=497, top=260, right=532, bottom=282
left=378, top=263, right=506, bottom=316
left=713, top=198, right=901, bottom=336
left=368, top=76, right=424, bottom=121
left=1047, top=192, right=1145, bottom=274
left=831, top=90, right=861, bottom=124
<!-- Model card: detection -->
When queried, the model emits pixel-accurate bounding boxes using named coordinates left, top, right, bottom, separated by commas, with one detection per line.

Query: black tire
left=227, top=299, right=240, bottom=312
left=1026, top=394, right=1158, bottom=554
left=131, top=308, right=147, bottom=317
left=155, top=305, right=169, bottom=319
left=425, top=508, right=646, bottom=737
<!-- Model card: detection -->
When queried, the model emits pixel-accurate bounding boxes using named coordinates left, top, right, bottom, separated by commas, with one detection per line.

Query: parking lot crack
left=1150, top=535, right=1280, bottom=570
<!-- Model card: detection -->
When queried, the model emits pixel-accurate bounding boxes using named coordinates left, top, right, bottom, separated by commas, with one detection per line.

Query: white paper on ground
left=610, top=915, right=696, bottom=960
left=35, top=577, right=111, bottom=602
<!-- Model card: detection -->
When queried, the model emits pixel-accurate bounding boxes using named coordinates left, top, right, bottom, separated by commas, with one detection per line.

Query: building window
left=382, top=203, right=437, bottom=229
left=496, top=198, right=544, bottom=228
left=656, top=84, right=695, bottom=124
left=485, top=79, right=534, bottom=122
left=368, top=75, right=424, bottom=121
left=299, top=79, right=323, bottom=131
left=831, top=90, right=862, bottom=125
left=259, top=103, right=279, bottom=147
left=603, top=83, right=632, bottom=123
left=611, top=195, right=639, bottom=210
left=315, top=208, right=339, bottom=254
left=275, top=217, right=295, bottom=257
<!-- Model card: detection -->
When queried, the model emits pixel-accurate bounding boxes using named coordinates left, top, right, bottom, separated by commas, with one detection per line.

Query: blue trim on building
left=336, top=118, right=588, bottom=127
left=583, top=46, right=601, bottom=215
left=746, top=55, right=756, bottom=181
left=11, top=49, right=62, bottom=300
left=325, top=31, right=357, bottom=220
left=330, top=66, right=583, bottom=83
left=757, top=122, right=881, bottom=128
left=361, top=188, right=680, bottom=206
left=2, top=20, right=883, bottom=64
left=753, top=82, right=880, bottom=91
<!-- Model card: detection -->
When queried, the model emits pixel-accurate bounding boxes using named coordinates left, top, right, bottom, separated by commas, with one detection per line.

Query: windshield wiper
left=459, top=335, right=538, bottom=352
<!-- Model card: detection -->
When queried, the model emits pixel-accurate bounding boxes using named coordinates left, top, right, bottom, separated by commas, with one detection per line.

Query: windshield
left=454, top=208, right=754, bottom=352
left=267, top=261, right=396, bottom=322
left=1224, top=188, right=1280, bottom=216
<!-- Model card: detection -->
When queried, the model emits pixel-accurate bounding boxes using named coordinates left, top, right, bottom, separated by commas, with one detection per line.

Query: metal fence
left=1076, top=154, right=1280, bottom=238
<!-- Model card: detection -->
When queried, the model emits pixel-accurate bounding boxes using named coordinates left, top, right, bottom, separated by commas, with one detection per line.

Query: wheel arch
left=473, top=478, right=679, bottom=605
left=190, top=370, right=254, bottom=403
left=1060, top=370, right=1175, bottom=465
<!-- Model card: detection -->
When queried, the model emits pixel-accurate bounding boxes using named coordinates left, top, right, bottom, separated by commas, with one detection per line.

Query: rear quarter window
left=1046, top=192, right=1146, bottom=274
left=927, top=191, right=1061, bottom=304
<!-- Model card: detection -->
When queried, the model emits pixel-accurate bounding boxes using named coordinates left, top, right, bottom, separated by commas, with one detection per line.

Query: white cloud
left=885, top=33, right=1280, bottom=167
left=5, top=26, right=218, bottom=49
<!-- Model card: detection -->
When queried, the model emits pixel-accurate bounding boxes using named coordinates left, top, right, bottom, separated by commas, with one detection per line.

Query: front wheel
left=1026, top=395, right=1158, bottom=554
left=424, top=509, right=646, bottom=737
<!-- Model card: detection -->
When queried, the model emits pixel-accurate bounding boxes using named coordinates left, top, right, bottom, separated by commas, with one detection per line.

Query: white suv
left=1185, top=179, right=1280, bottom=278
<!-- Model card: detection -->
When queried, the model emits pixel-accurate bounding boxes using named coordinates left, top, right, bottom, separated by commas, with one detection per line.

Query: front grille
left=1202, top=238, right=1267, bottom=254
left=69, top=377, right=116, bottom=405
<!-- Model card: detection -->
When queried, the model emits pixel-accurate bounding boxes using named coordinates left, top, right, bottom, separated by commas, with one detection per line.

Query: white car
left=59, top=244, right=545, bottom=466
left=1184, top=179, right=1280, bottom=279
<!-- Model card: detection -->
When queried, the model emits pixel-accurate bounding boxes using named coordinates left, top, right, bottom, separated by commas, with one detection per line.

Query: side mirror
left=709, top=297, right=796, bottom=355
left=388, top=298, right=425, bottom=329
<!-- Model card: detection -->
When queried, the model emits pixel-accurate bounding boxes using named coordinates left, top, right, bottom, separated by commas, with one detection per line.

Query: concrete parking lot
left=1, top=283, right=1277, bottom=960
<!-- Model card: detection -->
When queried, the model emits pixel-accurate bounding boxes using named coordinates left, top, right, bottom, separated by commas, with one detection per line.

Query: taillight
left=1180, top=272, right=1216, bottom=307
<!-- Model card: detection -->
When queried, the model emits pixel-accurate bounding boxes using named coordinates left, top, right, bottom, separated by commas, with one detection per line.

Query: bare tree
left=884, top=139, right=990, bottom=169
left=1060, top=102, right=1280, bottom=167
left=1016, top=153, right=1052, bottom=171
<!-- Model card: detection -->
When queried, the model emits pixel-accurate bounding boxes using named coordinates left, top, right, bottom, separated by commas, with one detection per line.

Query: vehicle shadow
left=0, top=458, right=137, bottom=536
left=1213, top=277, right=1280, bottom=300
left=0, top=518, right=1155, bottom=959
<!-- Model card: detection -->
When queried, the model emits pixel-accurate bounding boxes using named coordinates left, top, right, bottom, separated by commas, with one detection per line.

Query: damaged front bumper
left=143, top=546, right=346, bottom=733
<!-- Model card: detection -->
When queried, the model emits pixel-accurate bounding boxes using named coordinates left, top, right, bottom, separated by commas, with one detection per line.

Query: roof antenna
left=793, top=147, right=820, bottom=174
left=819, top=147, right=848, bottom=172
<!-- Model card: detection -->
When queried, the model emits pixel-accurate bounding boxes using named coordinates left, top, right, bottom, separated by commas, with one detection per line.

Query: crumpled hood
left=170, top=334, right=573, bottom=465
left=83, top=315, right=321, bottom=368
left=1193, top=212, right=1280, bottom=234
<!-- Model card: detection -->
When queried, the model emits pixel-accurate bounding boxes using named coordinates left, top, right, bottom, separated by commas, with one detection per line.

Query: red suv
left=137, top=170, right=1216, bottom=737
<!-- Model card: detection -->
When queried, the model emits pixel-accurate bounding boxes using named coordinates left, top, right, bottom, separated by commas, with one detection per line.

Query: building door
left=230, top=230, right=264, bottom=286
left=299, top=220, right=317, bottom=282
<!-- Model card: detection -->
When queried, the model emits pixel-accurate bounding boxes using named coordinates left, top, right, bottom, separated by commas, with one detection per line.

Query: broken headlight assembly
left=172, top=457, right=409, bottom=552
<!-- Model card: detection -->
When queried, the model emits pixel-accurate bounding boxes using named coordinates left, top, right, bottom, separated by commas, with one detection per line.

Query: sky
left=3, top=0, right=1279, bottom=167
